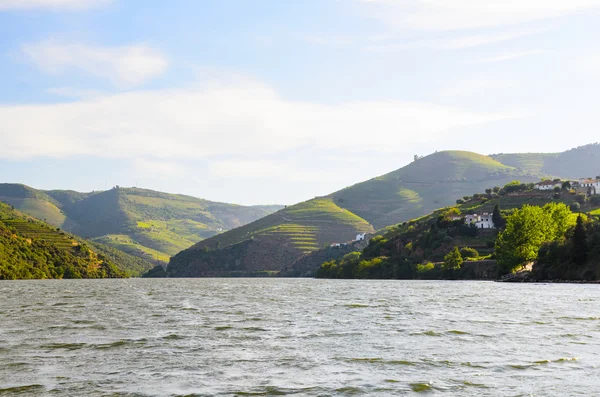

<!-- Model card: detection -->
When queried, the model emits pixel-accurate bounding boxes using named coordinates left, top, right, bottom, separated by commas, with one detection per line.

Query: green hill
left=164, top=198, right=375, bottom=277
left=329, top=150, right=540, bottom=229
left=0, top=202, right=155, bottom=279
left=0, top=184, right=283, bottom=263
left=316, top=186, right=600, bottom=280
left=162, top=146, right=600, bottom=278
left=491, top=143, right=600, bottom=179
left=162, top=151, right=537, bottom=277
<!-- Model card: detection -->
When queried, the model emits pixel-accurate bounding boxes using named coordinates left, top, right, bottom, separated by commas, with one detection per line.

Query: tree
left=570, top=202, right=581, bottom=212
left=562, top=181, right=572, bottom=190
left=492, top=205, right=505, bottom=229
left=493, top=186, right=501, bottom=193
left=495, top=205, right=558, bottom=274
left=443, top=246, right=463, bottom=271
left=572, top=215, right=588, bottom=266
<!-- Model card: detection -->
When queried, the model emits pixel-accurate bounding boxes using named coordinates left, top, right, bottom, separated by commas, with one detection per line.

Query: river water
left=1, top=279, right=600, bottom=396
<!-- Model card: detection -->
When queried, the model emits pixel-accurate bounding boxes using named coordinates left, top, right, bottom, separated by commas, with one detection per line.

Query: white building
left=535, top=180, right=562, bottom=191
left=465, top=213, right=495, bottom=229
left=579, top=178, right=600, bottom=195
left=356, top=233, right=367, bottom=241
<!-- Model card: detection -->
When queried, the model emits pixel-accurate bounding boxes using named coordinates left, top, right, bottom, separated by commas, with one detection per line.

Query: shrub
left=460, top=247, right=479, bottom=259
left=570, top=202, right=581, bottom=212
left=416, top=262, right=435, bottom=273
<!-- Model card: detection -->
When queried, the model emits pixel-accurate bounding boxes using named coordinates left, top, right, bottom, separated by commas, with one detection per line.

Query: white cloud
left=133, top=158, right=186, bottom=177
left=366, top=28, right=547, bottom=53
left=476, top=50, right=546, bottom=64
left=22, top=40, right=168, bottom=87
left=0, top=78, right=514, bottom=161
left=360, top=0, right=600, bottom=31
left=0, top=0, right=110, bottom=10
left=210, top=160, right=339, bottom=182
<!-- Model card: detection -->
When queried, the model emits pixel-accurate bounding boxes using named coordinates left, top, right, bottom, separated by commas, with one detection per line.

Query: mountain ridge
left=0, top=184, right=284, bottom=263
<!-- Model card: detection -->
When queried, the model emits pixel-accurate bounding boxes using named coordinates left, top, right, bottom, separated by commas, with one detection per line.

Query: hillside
left=491, top=143, right=600, bottom=179
left=162, top=145, right=600, bottom=278
left=0, top=184, right=283, bottom=263
left=329, top=151, right=540, bottom=229
left=0, top=202, right=153, bottom=279
left=316, top=184, right=600, bottom=280
left=163, top=198, right=375, bottom=277
left=161, top=151, right=539, bottom=277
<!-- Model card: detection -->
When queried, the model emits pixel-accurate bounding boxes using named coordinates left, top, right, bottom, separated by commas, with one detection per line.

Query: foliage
left=460, top=247, right=479, bottom=259
left=495, top=203, right=575, bottom=274
left=0, top=203, right=125, bottom=279
left=443, top=246, right=463, bottom=271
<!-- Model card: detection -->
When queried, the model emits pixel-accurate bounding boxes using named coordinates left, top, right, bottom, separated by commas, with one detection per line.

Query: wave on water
left=0, top=384, right=45, bottom=394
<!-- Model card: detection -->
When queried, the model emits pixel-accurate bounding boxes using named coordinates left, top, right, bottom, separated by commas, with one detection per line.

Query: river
left=1, top=279, right=599, bottom=396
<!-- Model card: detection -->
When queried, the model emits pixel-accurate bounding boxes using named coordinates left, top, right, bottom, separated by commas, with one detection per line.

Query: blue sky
left=1, top=0, right=600, bottom=205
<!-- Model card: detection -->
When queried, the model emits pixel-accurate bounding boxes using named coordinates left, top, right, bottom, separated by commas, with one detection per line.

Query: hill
left=329, top=151, right=540, bottom=230
left=161, top=151, right=544, bottom=277
left=0, top=201, right=154, bottom=279
left=316, top=184, right=600, bottom=280
left=163, top=197, right=374, bottom=277
left=490, top=143, right=600, bottom=179
left=0, top=184, right=283, bottom=263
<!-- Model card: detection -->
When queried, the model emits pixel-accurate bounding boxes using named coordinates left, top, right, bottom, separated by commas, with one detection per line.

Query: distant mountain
left=164, top=150, right=547, bottom=277
left=490, top=143, right=600, bottom=179
left=0, top=201, right=154, bottom=279
left=0, top=185, right=283, bottom=263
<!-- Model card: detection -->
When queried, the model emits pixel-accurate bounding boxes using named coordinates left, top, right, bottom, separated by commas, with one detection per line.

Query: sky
left=1, top=0, right=600, bottom=205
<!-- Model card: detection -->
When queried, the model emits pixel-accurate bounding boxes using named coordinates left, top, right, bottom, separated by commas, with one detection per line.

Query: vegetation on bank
left=317, top=180, right=600, bottom=281
left=0, top=203, right=126, bottom=279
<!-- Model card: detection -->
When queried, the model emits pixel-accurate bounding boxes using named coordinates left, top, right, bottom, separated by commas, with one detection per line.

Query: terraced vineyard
left=264, top=224, right=320, bottom=254
left=165, top=198, right=374, bottom=277
left=1, top=219, right=77, bottom=250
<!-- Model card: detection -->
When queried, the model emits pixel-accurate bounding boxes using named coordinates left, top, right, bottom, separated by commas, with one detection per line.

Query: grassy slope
left=0, top=185, right=283, bottom=263
left=166, top=198, right=375, bottom=276
left=330, top=151, right=541, bottom=229
left=314, top=189, right=600, bottom=279
left=490, top=143, right=600, bottom=179
left=0, top=184, right=78, bottom=229
left=0, top=202, right=153, bottom=278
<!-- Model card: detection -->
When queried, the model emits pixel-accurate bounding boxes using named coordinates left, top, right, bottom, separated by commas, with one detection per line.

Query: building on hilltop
left=465, top=213, right=495, bottom=229
left=356, top=233, right=367, bottom=241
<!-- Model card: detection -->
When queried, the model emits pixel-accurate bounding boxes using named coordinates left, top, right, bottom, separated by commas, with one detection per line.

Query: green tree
left=495, top=205, right=557, bottom=274
left=572, top=215, right=588, bottom=266
left=443, top=246, right=463, bottom=271
left=492, top=204, right=504, bottom=229
left=570, top=202, right=581, bottom=212
left=562, top=181, right=572, bottom=190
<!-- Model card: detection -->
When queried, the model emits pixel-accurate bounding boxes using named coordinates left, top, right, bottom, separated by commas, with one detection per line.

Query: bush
left=416, top=262, right=435, bottom=273
left=590, top=195, right=600, bottom=205
left=460, top=247, right=479, bottom=259
left=570, top=202, right=581, bottom=212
